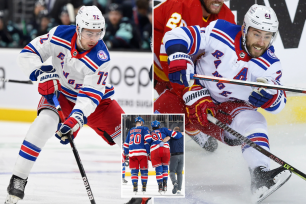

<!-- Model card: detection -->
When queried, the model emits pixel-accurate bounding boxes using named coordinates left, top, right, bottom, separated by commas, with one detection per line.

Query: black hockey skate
left=142, top=182, right=147, bottom=194
left=203, top=136, right=218, bottom=152
left=5, top=175, right=28, bottom=204
left=125, top=198, right=151, bottom=204
left=122, top=178, right=128, bottom=184
left=158, top=182, right=163, bottom=194
left=133, top=182, right=138, bottom=195
left=172, top=182, right=178, bottom=194
left=250, top=166, right=292, bottom=203
left=191, top=133, right=218, bottom=152
left=162, top=180, right=167, bottom=193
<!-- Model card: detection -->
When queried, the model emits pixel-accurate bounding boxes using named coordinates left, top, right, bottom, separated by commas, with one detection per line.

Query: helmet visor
left=81, top=30, right=103, bottom=40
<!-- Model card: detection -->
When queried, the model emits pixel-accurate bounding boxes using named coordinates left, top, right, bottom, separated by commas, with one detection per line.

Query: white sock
left=13, top=109, right=59, bottom=179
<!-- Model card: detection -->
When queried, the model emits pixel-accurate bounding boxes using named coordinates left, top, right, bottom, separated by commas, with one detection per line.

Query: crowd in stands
left=0, top=0, right=152, bottom=50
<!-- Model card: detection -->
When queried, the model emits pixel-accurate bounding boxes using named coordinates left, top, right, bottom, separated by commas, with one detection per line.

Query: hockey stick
left=190, top=74, right=306, bottom=94
left=207, top=114, right=306, bottom=181
left=52, top=95, right=96, bottom=204
left=0, top=78, right=33, bottom=84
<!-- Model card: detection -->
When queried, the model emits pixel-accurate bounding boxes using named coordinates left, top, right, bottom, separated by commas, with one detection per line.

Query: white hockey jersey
left=163, top=20, right=286, bottom=114
left=18, top=25, right=115, bottom=118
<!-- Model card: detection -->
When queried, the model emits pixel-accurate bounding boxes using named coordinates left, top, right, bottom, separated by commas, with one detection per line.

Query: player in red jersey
left=154, top=0, right=235, bottom=151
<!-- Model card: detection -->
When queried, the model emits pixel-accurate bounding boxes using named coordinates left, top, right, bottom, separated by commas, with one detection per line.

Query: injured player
left=163, top=4, right=291, bottom=203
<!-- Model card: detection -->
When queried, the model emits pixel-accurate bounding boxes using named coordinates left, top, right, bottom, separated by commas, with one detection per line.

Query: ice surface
left=155, top=123, right=306, bottom=204
left=0, top=122, right=129, bottom=204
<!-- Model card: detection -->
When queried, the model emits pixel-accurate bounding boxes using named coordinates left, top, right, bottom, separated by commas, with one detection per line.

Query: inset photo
left=121, top=114, right=185, bottom=197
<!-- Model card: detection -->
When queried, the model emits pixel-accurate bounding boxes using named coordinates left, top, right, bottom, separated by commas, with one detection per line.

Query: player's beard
left=202, top=0, right=223, bottom=15
left=246, top=42, right=267, bottom=58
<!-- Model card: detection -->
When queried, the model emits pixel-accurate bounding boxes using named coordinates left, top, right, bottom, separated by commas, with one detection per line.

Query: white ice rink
left=0, top=122, right=130, bottom=204
left=1, top=121, right=306, bottom=204
left=155, top=123, right=306, bottom=204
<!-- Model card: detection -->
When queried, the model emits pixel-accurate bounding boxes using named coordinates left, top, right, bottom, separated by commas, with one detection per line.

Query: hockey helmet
left=151, top=120, right=161, bottom=128
left=135, top=116, right=145, bottom=125
left=76, top=6, right=106, bottom=39
left=242, top=4, right=278, bottom=53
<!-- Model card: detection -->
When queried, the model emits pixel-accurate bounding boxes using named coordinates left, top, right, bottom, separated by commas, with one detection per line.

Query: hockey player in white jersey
left=163, top=4, right=291, bottom=203
left=5, top=6, right=125, bottom=204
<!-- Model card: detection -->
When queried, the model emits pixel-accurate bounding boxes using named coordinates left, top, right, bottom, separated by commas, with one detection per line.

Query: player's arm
left=164, top=127, right=183, bottom=140
left=249, top=62, right=286, bottom=114
left=57, top=60, right=111, bottom=140
left=144, top=129, right=153, bottom=145
left=124, top=131, right=131, bottom=155
left=163, top=21, right=216, bottom=86
left=18, top=27, right=61, bottom=105
left=18, top=27, right=56, bottom=78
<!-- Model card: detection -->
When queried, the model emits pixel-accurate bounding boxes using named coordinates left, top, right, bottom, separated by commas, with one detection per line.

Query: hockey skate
left=190, top=132, right=218, bottom=152
left=162, top=180, right=167, bottom=193
left=250, top=166, right=292, bottom=203
left=158, top=182, right=163, bottom=194
left=5, top=175, right=27, bottom=204
left=172, top=182, right=178, bottom=194
left=142, top=182, right=147, bottom=194
left=125, top=198, right=151, bottom=204
left=122, top=178, right=128, bottom=184
left=133, top=182, right=138, bottom=195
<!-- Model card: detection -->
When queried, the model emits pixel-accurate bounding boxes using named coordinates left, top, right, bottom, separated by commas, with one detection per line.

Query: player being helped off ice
left=124, top=117, right=150, bottom=195
left=145, top=120, right=183, bottom=194
left=5, top=5, right=125, bottom=204
left=163, top=4, right=291, bottom=203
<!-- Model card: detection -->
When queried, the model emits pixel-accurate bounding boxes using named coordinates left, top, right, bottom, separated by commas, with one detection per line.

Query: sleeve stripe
left=164, top=39, right=188, bottom=51
left=188, top=26, right=201, bottom=55
left=181, top=27, right=194, bottom=54
left=102, top=86, right=115, bottom=99
left=81, top=87, right=103, bottom=98
left=27, top=43, right=43, bottom=63
left=79, top=58, right=96, bottom=72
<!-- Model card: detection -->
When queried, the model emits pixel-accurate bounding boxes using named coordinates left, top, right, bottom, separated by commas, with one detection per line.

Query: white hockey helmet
left=242, top=4, right=278, bottom=51
left=76, top=6, right=106, bottom=39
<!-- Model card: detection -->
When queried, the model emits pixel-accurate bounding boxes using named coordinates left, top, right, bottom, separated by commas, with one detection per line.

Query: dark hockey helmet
left=151, top=120, right=160, bottom=128
left=135, top=116, right=145, bottom=125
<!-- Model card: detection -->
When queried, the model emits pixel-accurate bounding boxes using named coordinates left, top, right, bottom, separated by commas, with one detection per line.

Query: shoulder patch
left=97, top=50, right=108, bottom=61
left=267, top=49, right=278, bottom=60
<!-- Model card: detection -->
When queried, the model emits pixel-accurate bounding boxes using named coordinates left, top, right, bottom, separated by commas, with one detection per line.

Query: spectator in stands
left=30, top=10, right=53, bottom=40
left=104, top=3, right=140, bottom=49
left=133, top=0, right=150, bottom=40
left=0, top=15, right=29, bottom=48
left=59, top=6, right=71, bottom=25
left=141, top=6, right=151, bottom=50
left=0, top=17, right=13, bottom=47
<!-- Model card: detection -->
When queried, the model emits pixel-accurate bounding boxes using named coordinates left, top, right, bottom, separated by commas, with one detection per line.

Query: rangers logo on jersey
left=97, top=50, right=108, bottom=61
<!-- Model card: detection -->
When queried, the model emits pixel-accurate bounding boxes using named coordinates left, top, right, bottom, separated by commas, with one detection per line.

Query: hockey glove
left=168, top=52, right=194, bottom=87
left=183, top=85, right=216, bottom=127
left=30, top=65, right=61, bottom=105
left=159, top=141, right=164, bottom=147
left=124, top=155, right=129, bottom=166
left=55, top=110, right=87, bottom=144
left=249, top=77, right=278, bottom=108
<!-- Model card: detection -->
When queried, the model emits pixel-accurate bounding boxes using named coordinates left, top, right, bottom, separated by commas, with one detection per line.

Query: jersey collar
left=234, top=31, right=251, bottom=62
left=70, top=33, right=97, bottom=59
